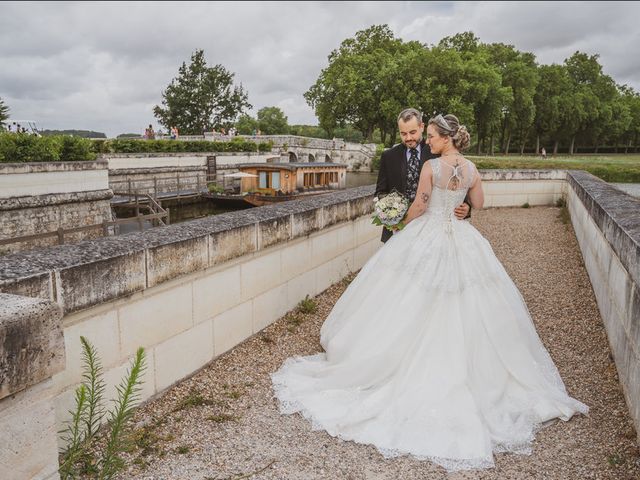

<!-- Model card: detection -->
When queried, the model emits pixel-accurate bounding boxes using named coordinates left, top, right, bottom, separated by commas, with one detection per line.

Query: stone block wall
left=0, top=162, right=113, bottom=255
left=0, top=293, right=65, bottom=480
left=105, top=152, right=278, bottom=195
left=566, top=171, right=640, bottom=439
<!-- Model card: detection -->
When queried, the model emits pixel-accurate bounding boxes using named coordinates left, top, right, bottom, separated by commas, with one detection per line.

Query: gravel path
left=115, top=206, right=640, bottom=480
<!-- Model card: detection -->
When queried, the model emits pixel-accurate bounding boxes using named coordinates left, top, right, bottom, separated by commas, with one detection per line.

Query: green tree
left=257, top=106, right=289, bottom=135
left=235, top=114, right=258, bottom=135
left=435, top=34, right=506, bottom=154
left=563, top=52, right=609, bottom=154
left=619, top=86, right=640, bottom=153
left=289, top=124, right=329, bottom=139
left=305, top=25, right=406, bottom=142
left=533, top=64, right=571, bottom=154
left=485, top=43, right=539, bottom=154
left=153, top=49, right=251, bottom=135
left=0, top=97, right=9, bottom=128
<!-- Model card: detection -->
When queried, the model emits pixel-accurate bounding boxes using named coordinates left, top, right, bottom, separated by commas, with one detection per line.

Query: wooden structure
left=232, top=162, right=347, bottom=206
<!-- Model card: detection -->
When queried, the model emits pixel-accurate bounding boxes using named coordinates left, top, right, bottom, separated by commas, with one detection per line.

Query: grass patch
left=468, top=154, right=640, bottom=183
left=207, top=414, right=237, bottom=423
left=172, top=391, right=216, bottom=412
left=176, top=445, right=190, bottom=454
left=521, top=202, right=530, bottom=208
left=297, top=295, right=318, bottom=314
left=260, top=333, right=274, bottom=344
left=558, top=206, right=571, bottom=225
left=124, top=421, right=176, bottom=460
left=607, top=453, right=626, bottom=466
left=555, top=197, right=567, bottom=208
left=223, top=390, right=242, bottom=400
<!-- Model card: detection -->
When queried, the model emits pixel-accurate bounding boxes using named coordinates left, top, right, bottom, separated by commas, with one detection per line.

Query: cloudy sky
left=1, top=1, right=639, bottom=137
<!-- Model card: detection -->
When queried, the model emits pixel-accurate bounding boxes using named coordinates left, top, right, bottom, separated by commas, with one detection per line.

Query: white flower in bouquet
left=372, top=191, right=410, bottom=231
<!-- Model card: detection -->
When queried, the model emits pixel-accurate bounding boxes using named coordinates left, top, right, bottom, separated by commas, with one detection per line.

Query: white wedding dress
left=271, top=158, right=588, bottom=471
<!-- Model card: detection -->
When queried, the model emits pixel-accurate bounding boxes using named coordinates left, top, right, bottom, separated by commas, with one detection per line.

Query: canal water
left=115, top=177, right=638, bottom=234
left=114, top=172, right=380, bottom=231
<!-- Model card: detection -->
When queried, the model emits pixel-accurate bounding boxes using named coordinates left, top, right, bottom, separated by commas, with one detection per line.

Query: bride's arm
left=404, top=163, right=433, bottom=225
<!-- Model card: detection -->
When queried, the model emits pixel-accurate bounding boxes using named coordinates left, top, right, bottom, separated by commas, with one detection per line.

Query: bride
left=270, top=113, right=588, bottom=471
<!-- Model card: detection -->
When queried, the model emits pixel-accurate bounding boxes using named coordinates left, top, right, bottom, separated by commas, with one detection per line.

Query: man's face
left=398, top=117, right=424, bottom=149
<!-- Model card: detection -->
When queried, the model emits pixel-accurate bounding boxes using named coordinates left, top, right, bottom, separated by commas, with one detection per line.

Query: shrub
left=297, top=295, right=318, bottom=314
left=61, top=136, right=97, bottom=162
left=59, top=337, right=146, bottom=480
left=258, top=141, right=273, bottom=152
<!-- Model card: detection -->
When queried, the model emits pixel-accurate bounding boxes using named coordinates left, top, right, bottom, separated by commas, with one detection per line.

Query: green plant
left=99, top=347, right=146, bottom=479
left=207, top=414, right=237, bottom=423
left=555, top=196, right=567, bottom=208
left=297, top=295, right=318, bottom=314
left=207, top=183, right=225, bottom=194
left=521, top=202, right=530, bottom=208
left=258, top=141, right=273, bottom=152
left=59, top=337, right=146, bottom=480
left=173, top=391, right=216, bottom=412
left=558, top=206, right=571, bottom=224
left=61, top=136, right=97, bottom=162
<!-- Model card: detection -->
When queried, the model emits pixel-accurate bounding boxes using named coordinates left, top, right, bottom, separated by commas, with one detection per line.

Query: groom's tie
left=407, top=148, right=420, bottom=201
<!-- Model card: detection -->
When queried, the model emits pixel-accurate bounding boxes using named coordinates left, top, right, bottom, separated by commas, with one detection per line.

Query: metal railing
left=110, top=172, right=238, bottom=199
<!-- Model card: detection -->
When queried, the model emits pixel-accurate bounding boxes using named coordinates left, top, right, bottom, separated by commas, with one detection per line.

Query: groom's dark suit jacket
left=374, top=139, right=471, bottom=243
left=375, top=140, right=437, bottom=243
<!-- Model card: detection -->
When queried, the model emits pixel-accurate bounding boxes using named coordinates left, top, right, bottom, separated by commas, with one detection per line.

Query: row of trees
left=305, top=26, right=640, bottom=153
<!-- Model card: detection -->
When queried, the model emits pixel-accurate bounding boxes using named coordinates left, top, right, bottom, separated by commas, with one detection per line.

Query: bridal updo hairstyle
left=428, top=114, right=471, bottom=151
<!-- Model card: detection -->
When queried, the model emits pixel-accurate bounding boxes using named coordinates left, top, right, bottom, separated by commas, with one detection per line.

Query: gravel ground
left=115, top=206, right=640, bottom=480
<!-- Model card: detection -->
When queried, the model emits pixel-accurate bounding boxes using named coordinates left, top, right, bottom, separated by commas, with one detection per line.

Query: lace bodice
left=425, top=157, right=476, bottom=221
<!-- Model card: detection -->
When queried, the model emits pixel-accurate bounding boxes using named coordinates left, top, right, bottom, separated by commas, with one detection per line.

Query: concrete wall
left=566, top=171, right=640, bottom=439
left=105, top=152, right=277, bottom=171
left=0, top=162, right=113, bottom=255
left=481, top=169, right=567, bottom=207
left=106, top=152, right=279, bottom=195
left=0, top=293, right=65, bottom=480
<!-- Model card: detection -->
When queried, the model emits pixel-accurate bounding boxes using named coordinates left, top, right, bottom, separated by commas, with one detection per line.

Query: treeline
left=41, top=129, right=107, bottom=138
left=305, top=26, right=640, bottom=154
left=234, top=106, right=365, bottom=143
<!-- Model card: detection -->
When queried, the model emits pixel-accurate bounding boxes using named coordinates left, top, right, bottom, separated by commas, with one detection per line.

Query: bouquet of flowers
left=372, top=190, right=410, bottom=232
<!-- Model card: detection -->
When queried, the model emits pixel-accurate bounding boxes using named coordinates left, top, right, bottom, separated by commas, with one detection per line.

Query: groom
left=375, top=108, right=471, bottom=243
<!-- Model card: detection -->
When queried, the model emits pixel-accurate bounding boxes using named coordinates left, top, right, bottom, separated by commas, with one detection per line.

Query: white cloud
left=1, top=1, right=638, bottom=137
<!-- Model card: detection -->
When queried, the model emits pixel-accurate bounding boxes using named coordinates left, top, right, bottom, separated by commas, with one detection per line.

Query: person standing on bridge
left=374, top=108, right=471, bottom=243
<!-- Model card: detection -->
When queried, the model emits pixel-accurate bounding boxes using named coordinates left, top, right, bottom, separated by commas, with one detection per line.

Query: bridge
left=156, top=133, right=378, bottom=171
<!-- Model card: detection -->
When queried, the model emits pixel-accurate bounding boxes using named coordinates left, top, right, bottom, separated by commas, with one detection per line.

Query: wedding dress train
left=271, top=158, right=588, bottom=471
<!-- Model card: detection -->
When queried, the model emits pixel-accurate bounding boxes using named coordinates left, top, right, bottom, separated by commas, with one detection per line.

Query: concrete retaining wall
left=0, top=162, right=113, bottom=255
left=566, top=171, right=640, bottom=438
left=0, top=293, right=64, bottom=480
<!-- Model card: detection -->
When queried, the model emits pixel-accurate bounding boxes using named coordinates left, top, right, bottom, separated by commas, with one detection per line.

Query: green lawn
left=467, top=154, right=640, bottom=183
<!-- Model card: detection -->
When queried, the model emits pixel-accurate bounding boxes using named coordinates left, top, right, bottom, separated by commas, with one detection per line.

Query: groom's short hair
left=398, top=108, right=423, bottom=124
